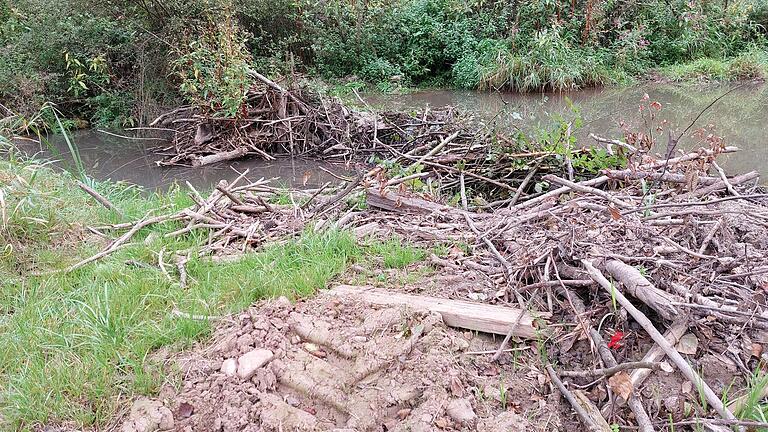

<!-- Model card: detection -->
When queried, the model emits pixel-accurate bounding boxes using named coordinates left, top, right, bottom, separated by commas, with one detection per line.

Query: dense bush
left=0, top=0, right=766, bottom=125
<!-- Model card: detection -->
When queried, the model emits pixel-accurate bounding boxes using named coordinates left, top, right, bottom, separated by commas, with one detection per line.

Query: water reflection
left=13, top=131, right=353, bottom=191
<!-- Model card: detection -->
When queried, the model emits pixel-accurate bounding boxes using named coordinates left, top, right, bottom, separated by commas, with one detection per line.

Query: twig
left=582, top=260, right=739, bottom=425
left=559, top=361, right=665, bottom=378
left=543, top=175, right=633, bottom=208
left=698, top=219, right=723, bottom=255
left=77, top=181, right=124, bottom=217
left=546, top=365, right=610, bottom=432
left=711, top=161, right=740, bottom=196
left=621, top=194, right=768, bottom=215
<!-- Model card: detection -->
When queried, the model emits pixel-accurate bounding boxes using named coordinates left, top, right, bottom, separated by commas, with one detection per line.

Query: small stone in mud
left=220, top=358, right=237, bottom=376
left=446, top=398, right=476, bottom=423
left=237, top=348, right=274, bottom=380
left=260, top=393, right=317, bottom=431
left=121, top=398, right=174, bottom=432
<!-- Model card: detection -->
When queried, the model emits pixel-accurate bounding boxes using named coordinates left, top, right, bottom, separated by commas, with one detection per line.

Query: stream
left=12, top=82, right=767, bottom=190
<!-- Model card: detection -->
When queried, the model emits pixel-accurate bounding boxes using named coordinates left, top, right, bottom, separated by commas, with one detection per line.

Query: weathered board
left=329, top=285, right=549, bottom=339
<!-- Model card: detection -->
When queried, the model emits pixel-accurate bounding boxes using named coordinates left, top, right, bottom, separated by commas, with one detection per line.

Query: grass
left=0, top=155, right=372, bottom=430
left=366, top=237, right=427, bottom=269
left=656, top=50, right=768, bottom=82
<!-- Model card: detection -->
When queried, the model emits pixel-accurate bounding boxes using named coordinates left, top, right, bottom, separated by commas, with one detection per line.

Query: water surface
left=12, top=82, right=766, bottom=191
left=14, top=131, right=353, bottom=191
left=367, top=82, right=767, bottom=180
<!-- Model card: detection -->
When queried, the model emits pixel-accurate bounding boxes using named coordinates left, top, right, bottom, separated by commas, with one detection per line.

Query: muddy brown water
left=13, top=82, right=767, bottom=190
left=13, top=131, right=351, bottom=191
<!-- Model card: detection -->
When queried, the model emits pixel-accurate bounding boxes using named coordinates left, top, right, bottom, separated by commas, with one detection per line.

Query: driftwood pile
left=76, top=137, right=768, bottom=430
left=77, top=77, right=768, bottom=431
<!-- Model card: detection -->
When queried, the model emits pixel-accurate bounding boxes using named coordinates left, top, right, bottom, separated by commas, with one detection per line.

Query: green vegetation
left=0, top=153, right=429, bottom=430
left=367, top=237, right=427, bottom=269
left=2, top=0, right=767, bottom=127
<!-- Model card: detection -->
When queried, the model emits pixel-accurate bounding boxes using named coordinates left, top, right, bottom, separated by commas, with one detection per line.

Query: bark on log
left=366, top=188, right=459, bottom=215
left=192, top=147, right=250, bottom=167
left=329, top=285, right=548, bottom=339
left=603, top=259, right=681, bottom=321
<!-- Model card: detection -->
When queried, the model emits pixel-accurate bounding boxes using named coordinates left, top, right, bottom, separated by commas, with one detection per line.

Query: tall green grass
left=0, top=157, right=366, bottom=430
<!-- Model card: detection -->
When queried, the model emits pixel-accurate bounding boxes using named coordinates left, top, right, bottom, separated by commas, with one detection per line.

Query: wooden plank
left=328, top=285, right=549, bottom=339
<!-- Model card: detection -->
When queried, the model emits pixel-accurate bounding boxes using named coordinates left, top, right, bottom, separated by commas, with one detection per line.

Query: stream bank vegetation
left=2, top=0, right=768, bottom=127
left=2, top=68, right=767, bottom=430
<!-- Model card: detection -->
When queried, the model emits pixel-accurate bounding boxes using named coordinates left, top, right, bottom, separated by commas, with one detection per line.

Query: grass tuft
left=0, top=157, right=364, bottom=430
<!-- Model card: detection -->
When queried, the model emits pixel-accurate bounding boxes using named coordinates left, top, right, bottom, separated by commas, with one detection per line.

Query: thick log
left=366, top=188, right=458, bottom=215
left=329, top=285, right=549, bottom=339
left=192, top=147, right=250, bottom=167
left=603, top=259, right=681, bottom=321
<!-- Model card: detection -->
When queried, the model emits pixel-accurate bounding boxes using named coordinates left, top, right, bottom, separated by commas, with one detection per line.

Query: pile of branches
left=73, top=139, right=767, bottom=430
left=342, top=146, right=767, bottom=432
left=149, top=71, right=609, bottom=200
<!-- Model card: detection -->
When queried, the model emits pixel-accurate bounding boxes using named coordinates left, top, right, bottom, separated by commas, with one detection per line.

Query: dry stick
left=403, top=130, right=461, bottom=173
left=543, top=174, right=633, bottom=208
left=546, top=365, right=610, bottom=432
left=30, top=242, right=136, bottom=276
left=215, top=183, right=244, bottom=206
left=524, top=147, right=739, bottom=210
left=679, top=171, right=759, bottom=199
left=590, top=133, right=638, bottom=153
left=622, top=194, right=768, bottom=215
left=711, top=161, right=740, bottom=196
left=386, top=171, right=431, bottom=187
left=393, top=151, right=517, bottom=192
left=96, top=129, right=168, bottom=141
left=698, top=219, right=723, bottom=255
left=509, top=161, right=540, bottom=206
left=589, top=329, right=656, bottom=432
left=301, top=182, right=331, bottom=209
left=491, top=309, right=525, bottom=362
left=630, top=319, right=688, bottom=389
left=605, top=170, right=723, bottom=185
left=559, top=361, right=665, bottom=378
left=313, top=172, right=364, bottom=215
left=662, top=236, right=717, bottom=260
left=459, top=173, right=468, bottom=211
left=582, top=260, right=738, bottom=425
left=77, top=181, right=124, bottom=218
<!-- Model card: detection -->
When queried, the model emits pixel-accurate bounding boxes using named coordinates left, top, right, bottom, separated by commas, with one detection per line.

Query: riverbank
left=0, top=156, right=429, bottom=430
left=2, top=95, right=768, bottom=431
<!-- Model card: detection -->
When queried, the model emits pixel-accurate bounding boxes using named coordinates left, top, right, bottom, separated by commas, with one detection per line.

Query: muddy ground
left=119, top=267, right=581, bottom=432
left=112, top=258, right=759, bottom=432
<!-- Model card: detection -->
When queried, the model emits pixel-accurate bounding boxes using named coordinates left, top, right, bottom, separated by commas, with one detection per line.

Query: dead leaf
left=177, top=402, right=194, bottom=419
left=608, top=205, right=622, bottom=220
left=752, top=343, right=764, bottom=358
left=450, top=376, right=464, bottom=397
left=659, top=361, right=674, bottom=373
left=676, top=333, right=698, bottom=355
left=608, top=371, right=633, bottom=401
left=681, top=381, right=693, bottom=394
left=397, top=408, right=411, bottom=420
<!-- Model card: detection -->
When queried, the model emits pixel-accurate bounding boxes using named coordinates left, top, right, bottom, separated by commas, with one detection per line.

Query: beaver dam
left=74, top=72, right=767, bottom=432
